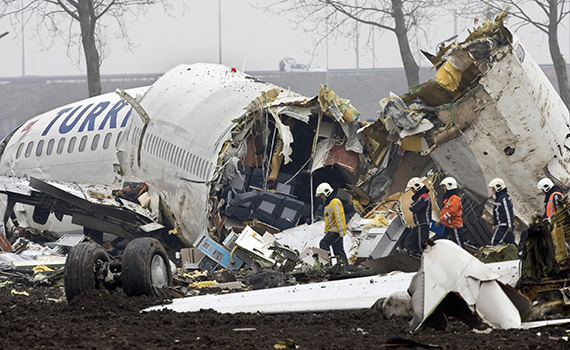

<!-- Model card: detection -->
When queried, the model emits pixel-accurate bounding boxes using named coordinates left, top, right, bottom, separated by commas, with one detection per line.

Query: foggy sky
left=0, top=1, right=566, bottom=78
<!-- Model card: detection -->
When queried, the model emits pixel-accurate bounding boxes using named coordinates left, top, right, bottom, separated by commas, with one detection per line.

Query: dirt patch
left=0, top=286, right=568, bottom=350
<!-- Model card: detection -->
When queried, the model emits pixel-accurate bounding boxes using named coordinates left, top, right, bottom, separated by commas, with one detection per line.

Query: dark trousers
left=441, top=227, right=465, bottom=248
left=491, top=226, right=517, bottom=247
left=319, top=232, right=349, bottom=266
left=406, top=225, right=429, bottom=254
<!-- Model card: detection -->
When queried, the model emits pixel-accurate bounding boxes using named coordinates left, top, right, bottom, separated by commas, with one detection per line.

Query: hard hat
left=315, top=182, right=334, bottom=197
left=488, top=178, right=506, bottom=192
left=537, top=178, right=554, bottom=192
left=439, top=177, right=458, bottom=190
left=406, top=177, right=425, bottom=192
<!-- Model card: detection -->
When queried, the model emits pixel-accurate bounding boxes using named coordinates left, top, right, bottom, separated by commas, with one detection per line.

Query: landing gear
left=121, top=237, right=172, bottom=297
left=64, top=242, right=111, bottom=301
left=63, top=237, right=172, bottom=300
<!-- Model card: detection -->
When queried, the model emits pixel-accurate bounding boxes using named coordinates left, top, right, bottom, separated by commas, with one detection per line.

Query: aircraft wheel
left=64, top=242, right=110, bottom=301
left=121, top=237, right=172, bottom=297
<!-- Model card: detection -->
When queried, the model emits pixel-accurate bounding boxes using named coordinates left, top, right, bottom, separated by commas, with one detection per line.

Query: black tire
left=121, top=237, right=172, bottom=297
left=64, top=242, right=110, bottom=301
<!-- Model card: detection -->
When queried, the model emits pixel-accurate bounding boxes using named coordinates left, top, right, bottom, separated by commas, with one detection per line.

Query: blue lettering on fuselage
left=59, top=104, right=93, bottom=134
left=99, top=100, right=128, bottom=130
left=41, top=99, right=134, bottom=136
left=79, top=101, right=110, bottom=132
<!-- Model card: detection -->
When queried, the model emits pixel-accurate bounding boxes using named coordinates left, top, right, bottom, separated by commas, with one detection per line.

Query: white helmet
left=440, top=177, right=458, bottom=190
left=406, top=177, right=425, bottom=192
left=537, top=178, right=554, bottom=192
left=488, top=178, right=506, bottom=192
left=315, top=182, right=334, bottom=197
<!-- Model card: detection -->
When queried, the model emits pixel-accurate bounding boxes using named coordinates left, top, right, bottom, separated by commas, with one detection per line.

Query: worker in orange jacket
left=537, top=178, right=564, bottom=219
left=439, top=177, right=465, bottom=248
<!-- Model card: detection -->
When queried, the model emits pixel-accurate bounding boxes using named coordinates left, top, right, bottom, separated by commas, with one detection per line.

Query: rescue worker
left=405, top=177, right=431, bottom=254
left=315, top=182, right=350, bottom=267
left=537, top=178, right=563, bottom=219
left=438, top=177, right=465, bottom=248
left=488, top=178, right=516, bottom=247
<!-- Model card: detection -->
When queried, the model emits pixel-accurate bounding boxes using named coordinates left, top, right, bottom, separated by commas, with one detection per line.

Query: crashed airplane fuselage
left=0, top=63, right=372, bottom=263
left=115, top=63, right=366, bottom=248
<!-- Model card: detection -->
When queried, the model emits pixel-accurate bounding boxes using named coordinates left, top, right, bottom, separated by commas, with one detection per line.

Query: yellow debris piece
left=188, top=280, right=218, bottom=289
left=33, top=264, right=54, bottom=273
left=184, top=270, right=208, bottom=279
left=11, top=289, right=29, bottom=296
left=400, top=135, right=423, bottom=151
left=273, top=338, right=296, bottom=349
left=318, top=85, right=360, bottom=123
left=435, top=61, right=462, bottom=91
left=364, top=212, right=390, bottom=230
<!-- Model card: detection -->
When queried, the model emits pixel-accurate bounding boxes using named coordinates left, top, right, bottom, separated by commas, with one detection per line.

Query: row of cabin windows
left=130, top=126, right=213, bottom=180
left=15, top=132, right=122, bottom=160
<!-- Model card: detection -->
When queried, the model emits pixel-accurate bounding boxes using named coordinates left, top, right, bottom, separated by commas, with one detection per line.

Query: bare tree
left=262, top=0, right=453, bottom=87
left=0, top=0, right=171, bottom=97
left=463, top=1, right=570, bottom=108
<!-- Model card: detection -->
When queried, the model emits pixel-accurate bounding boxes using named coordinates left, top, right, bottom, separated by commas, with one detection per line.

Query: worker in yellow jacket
left=316, top=182, right=349, bottom=267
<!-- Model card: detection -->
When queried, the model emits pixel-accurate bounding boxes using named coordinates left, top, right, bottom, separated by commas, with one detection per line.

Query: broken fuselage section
left=365, top=15, right=570, bottom=230
left=117, top=63, right=382, bottom=250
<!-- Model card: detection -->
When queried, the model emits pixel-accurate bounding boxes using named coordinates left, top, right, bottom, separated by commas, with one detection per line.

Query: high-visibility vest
left=546, top=191, right=563, bottom=218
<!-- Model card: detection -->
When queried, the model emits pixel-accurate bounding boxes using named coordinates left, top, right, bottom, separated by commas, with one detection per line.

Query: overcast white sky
left=0, top=1, right=567, bottom=77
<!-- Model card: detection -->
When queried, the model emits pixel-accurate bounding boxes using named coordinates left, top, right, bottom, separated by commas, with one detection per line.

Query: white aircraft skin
left=0, top=86, right=149, bottom=185
left=0, top=87, right=149, bottom=233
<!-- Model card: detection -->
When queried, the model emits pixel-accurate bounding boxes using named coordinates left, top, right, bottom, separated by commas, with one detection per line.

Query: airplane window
left=57, top=138, right=66, bottom=155
left=148, top=134, right=154, bottom=154
left=16, top=143, right=24, bottom=159
left=91, top=134, right=100, bottom=151
left=103, top=132, right=112, bottom=150
left=36, top=140, right=44, bottom=157
left=67, top=136, right=77, bottom=153
left=168, top=143, right=173, bottom=163
left=189, top=154, right=195, bottom=174
left=183, top=151, right=188, bottom=170
left=46, top=139, right=55, bottom=156
left=197, top=157, right=203, bottom=177
left=152, top=135, right=158, bottom=156
left=170, top=145, right=176, bottom=164
left=175, top=147, right=180, bottom=166
left=115, top=131, right=123, bottom=147
left=79, top=135, right=88, bottom=152
left=25, top=141, right=34, bottom=158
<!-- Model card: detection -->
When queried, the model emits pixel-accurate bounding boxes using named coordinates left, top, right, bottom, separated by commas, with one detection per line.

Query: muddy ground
left=0, top=285, right=568, bottom=350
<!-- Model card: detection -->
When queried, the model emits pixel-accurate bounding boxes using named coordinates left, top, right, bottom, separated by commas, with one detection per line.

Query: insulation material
left=269, top=109, right=294, bottom=164
left=400, top=135, right=423, bottom=152
left=272, top=106, right=311, bottom=124
left=399, top=118, right=434, bottom=139
left=436, top=47, right=474, bottom=91
left=436, top=61, right=463, bottom=91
